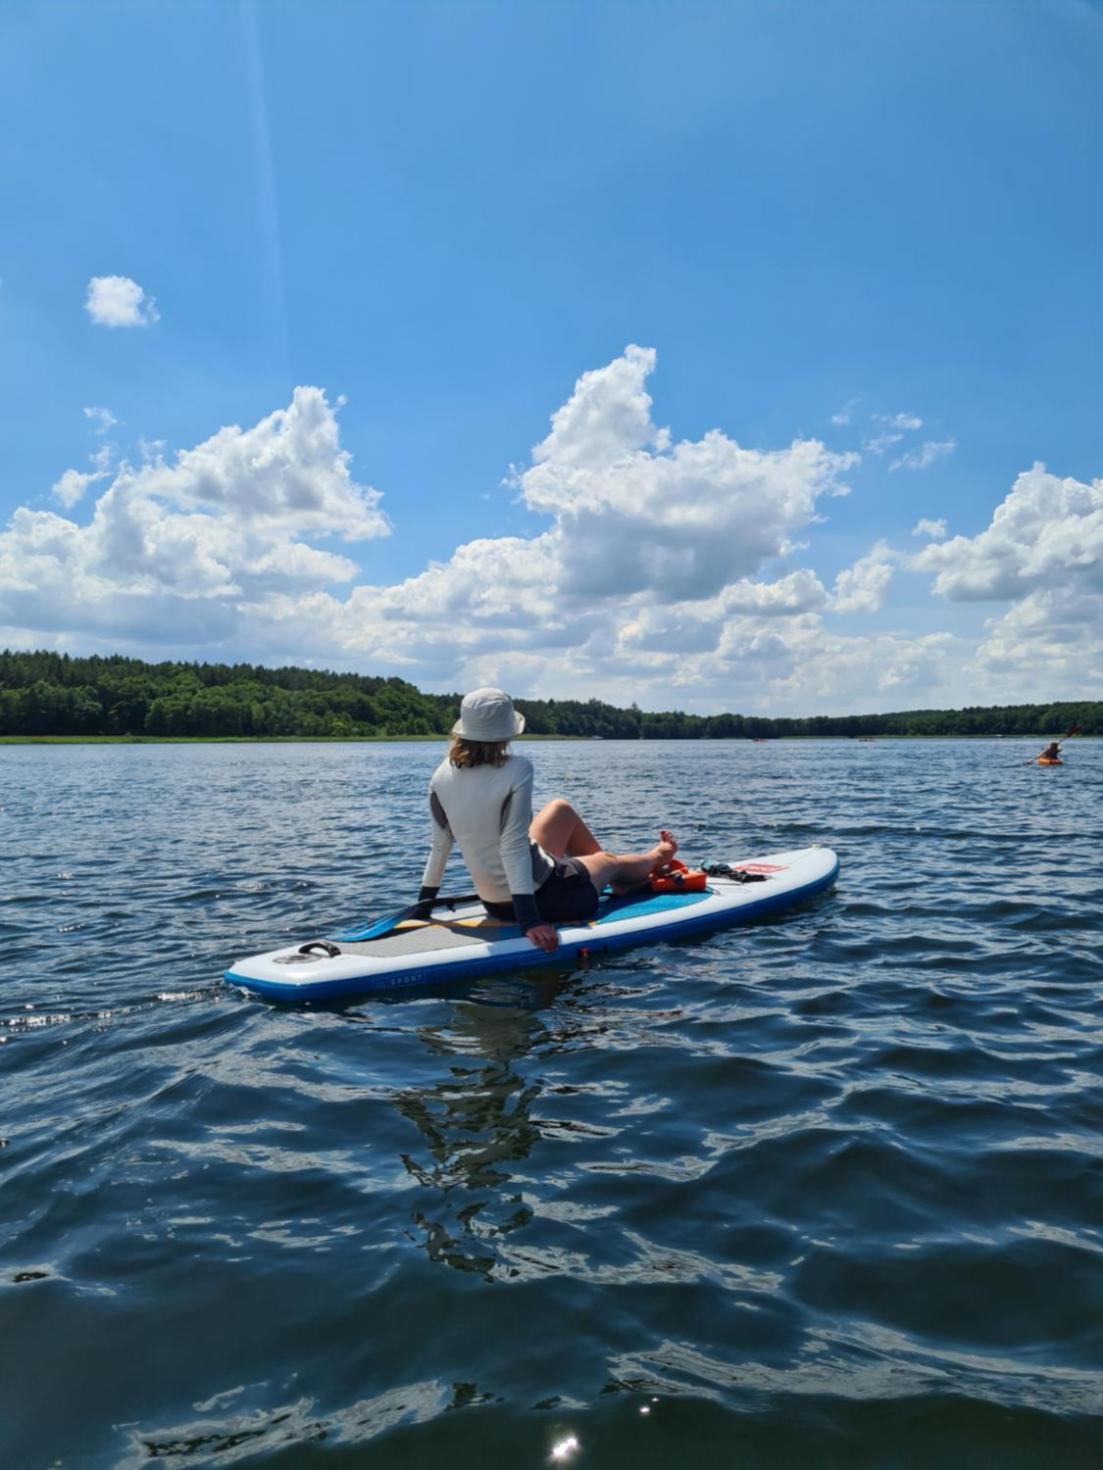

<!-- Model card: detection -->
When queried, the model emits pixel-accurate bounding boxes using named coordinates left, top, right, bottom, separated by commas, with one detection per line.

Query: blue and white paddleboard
left=225, top=846, right=838, bottom=1003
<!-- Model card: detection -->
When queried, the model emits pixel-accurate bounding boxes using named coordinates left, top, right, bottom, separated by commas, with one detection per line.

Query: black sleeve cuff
left=511, top=892, right=542, bottom=933
left=414, top=885, right=439, bottom=920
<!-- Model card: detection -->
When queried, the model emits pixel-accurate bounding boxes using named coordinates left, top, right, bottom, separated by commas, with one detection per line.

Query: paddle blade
left=330, top=892, right=481, bottom=944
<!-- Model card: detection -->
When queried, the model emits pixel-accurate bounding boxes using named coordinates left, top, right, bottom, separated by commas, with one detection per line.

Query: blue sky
left=1, top=0, right=1101, bottom=713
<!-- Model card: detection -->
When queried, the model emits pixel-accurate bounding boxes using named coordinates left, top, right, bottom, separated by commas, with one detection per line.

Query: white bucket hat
left=452, top=687, right=525, bottom=742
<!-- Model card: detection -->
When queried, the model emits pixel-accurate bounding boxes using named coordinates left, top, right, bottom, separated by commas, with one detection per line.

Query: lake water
left=2, top=738, right=1101, bottom=1467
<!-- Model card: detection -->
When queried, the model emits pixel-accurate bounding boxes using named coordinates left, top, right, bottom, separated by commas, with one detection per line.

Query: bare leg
left=576, top=830, right=678, bottom=895
left=530, top=798, right=603, bottom=860
left=532, top=799, right=677, bottom=894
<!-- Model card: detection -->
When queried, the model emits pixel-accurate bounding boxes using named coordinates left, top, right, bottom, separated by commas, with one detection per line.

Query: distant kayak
left=1036, top=757, right=1063, bottom=766
left=225, top=846, right=839, bottom=1003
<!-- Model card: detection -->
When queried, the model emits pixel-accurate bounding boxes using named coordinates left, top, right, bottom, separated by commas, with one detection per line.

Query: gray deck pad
left=335, top=922, right=515, bottom=958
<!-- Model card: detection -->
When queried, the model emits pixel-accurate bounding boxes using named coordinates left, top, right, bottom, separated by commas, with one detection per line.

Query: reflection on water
left=2, top=739, right=1102, bottom=1465
left=398, top=1004, right=549, bottom=1277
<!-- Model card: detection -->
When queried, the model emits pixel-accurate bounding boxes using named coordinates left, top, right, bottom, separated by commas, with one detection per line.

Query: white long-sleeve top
left=420, top=754, right=554, bottom=913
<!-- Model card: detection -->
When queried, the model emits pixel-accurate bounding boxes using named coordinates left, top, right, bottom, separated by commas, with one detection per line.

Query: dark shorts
left=484, top=857, right=601, bottom=926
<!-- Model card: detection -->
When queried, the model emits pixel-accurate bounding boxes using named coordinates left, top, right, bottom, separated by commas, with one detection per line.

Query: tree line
left=1, top=650, right=1099, bottom=739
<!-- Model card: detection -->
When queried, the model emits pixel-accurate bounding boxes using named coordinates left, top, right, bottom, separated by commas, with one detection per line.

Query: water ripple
left=1, top=738, right=1102, bottom=1465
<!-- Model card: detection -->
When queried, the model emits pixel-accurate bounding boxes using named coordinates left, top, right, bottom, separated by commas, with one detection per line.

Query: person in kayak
left=416, top=687, right=677, bottom=954
left=1038, top=741, right=1062, bottom=762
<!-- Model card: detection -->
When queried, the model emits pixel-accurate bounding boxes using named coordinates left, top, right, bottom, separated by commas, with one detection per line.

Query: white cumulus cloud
left=51, top=467, right=109, bottom=509
left=831, top=541, right=895, bottom=614
left=769, top=628, right=958, bottom=703
left=910, top=463, right=1103, bottom=693
left=234, top=348, right=854, bottom=684
left=515, top=344, right=855, bottom=603
left=914, top=463, right=1103, bottom=601
left=85, top=275, right=159, bottom=328
left=1, top=387, right=385, bottom=644
left=976, top=588, right=1103, bottom=685
left=912, top=517, right=948, bottom=539
left=9, top=347, right=1097, bottom=714
left=133, top=386, right=389, bottom=541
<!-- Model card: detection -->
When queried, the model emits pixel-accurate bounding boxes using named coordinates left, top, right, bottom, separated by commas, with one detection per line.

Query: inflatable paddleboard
left=225, top=846, right=839, bottom=1003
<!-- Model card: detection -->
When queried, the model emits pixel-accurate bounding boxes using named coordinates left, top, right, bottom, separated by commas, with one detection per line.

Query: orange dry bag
left=650, top=859, right=708, bottom=894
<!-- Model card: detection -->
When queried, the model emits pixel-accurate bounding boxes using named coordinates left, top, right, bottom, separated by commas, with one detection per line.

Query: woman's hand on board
left=526, top=923, right=560, bottom=953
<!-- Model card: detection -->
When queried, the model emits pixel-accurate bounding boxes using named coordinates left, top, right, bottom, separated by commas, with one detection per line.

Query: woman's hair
left=449, top=736, right=510, bottom=769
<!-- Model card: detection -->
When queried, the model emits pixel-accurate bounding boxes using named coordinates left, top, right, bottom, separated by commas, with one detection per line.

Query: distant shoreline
left=5, top=653, right=1098, bottom=740
left=2, top=734, right=1093, bottom=746
left=0, top=733, right=573, bottom=745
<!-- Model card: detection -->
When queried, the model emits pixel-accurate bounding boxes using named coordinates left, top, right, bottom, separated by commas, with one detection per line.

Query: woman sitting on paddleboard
left=416, top=687, right=677, bottom=954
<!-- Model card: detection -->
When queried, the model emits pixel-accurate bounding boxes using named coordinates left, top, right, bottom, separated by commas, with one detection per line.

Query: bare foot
left=608, top=831, right=682, bottom=896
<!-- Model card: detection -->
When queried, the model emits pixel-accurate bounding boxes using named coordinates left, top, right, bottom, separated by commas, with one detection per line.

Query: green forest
left=1, top=650, right=1099, bottom=740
